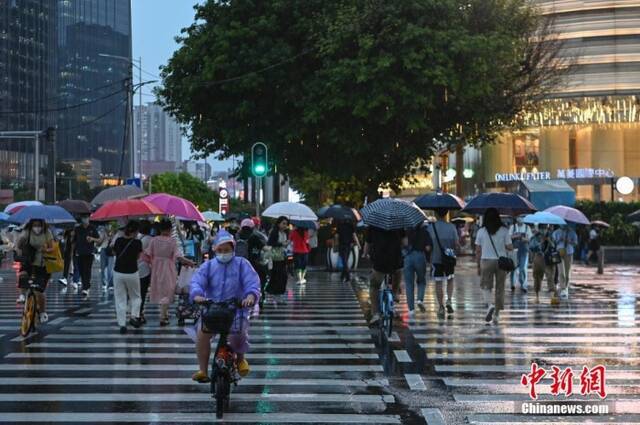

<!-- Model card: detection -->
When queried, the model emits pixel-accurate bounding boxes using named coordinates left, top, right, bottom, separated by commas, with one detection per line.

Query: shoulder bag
left=488, top=231, right=515, bottom=272
left=433, top=224, right=456, bottom=268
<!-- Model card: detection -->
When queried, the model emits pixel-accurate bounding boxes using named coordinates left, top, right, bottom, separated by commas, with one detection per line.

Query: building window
left=513, top=133, right=539, bottom=170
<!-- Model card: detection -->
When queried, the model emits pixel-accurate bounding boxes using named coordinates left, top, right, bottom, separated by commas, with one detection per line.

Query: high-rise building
left=134, top=102, right=182, bottom=176
left=0, top=0, right=57, bottom=192
left=56, top=0, right=132, bottom=178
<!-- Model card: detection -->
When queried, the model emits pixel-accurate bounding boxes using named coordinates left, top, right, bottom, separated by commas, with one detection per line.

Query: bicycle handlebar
left=198, top=298, right=242, bottom=308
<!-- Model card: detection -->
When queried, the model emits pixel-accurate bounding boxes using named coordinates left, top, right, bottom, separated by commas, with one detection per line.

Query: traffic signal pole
left=251, top=142, right=268, bottom=218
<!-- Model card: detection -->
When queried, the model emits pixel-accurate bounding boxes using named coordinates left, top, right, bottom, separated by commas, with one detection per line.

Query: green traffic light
left=254, top=164, right=266, bottom=174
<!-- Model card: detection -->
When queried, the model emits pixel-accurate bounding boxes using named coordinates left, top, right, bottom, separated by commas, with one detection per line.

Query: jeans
left=403, top=251, right=427, bottom=311
left=100, top=250, right=114, bottom=288
left=338, top=244, right=352, bottom=281
left=558, top=255, right=573, bottom=291
left=72, top=255, right=80, bottom=283
left=510, top=247, right=529, bottom=289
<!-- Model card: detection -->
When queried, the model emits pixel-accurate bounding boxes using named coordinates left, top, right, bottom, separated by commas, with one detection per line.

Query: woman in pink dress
left=146, top=220, right=194, bottom=326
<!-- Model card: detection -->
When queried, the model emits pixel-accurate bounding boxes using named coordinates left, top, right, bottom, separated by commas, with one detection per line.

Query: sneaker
left=237, top=358, right=250, bottom=377
left=408, top=309, right=415, bottom=318
left=58, top=278, right=68, bottom=286
left=560, top=288, right=569, bottom=299
left=70, top=282, right=78, bottom=290
left=369, top=313, right=381, bottom=326
left=140, top=315, right=147, bottom=325
left=129, top=318, right=142, bottom=328
left=511, top=284, right=515, bottom=291
left=16, top=294, right=25, bottom=304
left=446, top=303, right=454, bottom=314
left=485, top=305, right=495, bottom=323
left=492, top=312, right=500, bottom=324
left=522, top=287, right=528, bottom=294
left=550, top=294, right=560, bottom=305
left=417, top=301, right=426, bottom=312
left=101, top=284, right=108, bottom=292
left=300, top=278, right=307, bottom=284
left=437, top=305, right=446, bottom=318
left=192, top=370, right=210, bottom=383
left=39, top=312, right=49, bottom=323
left=81, top=289, right=89, bottom=297
left=119, top=326, right=127, bottom=334
left=160, top=318, right=170, bottom=327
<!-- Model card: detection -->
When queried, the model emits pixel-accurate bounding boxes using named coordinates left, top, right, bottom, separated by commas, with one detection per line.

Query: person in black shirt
left=335, top=220, right=360, bottom=283
left=112, top=221, right=143, bottom=334
left=74, top=215, right=100, bottom=296
left=363, top=226, right=404, bottom=325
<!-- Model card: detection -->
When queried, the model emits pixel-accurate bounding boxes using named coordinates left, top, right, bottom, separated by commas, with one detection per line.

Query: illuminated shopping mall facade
left=443, top=0, right=640, bottom=202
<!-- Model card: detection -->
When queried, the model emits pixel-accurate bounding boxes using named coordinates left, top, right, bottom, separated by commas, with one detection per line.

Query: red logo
left=521, top=363, right=607, bottom=400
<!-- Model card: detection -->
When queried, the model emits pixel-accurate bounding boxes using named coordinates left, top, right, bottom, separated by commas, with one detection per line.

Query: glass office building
left=57, top=0, right=133, bottom=177
left=0, top=0, right=56, bottom=187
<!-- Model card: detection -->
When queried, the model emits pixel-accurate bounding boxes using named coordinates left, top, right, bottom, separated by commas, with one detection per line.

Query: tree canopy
left=159, top=0, right=565, bottom=202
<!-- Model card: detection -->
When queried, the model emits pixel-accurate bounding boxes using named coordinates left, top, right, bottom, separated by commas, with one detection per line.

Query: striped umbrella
left=360, top=198, right=426, bottom=230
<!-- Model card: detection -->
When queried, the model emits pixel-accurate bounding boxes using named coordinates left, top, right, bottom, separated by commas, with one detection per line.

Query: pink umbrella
left=144, top=193, right=204, bottom=222
left=544, top=205, right=590, bottom=225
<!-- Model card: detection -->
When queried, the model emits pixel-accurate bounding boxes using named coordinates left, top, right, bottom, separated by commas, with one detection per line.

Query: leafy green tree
left=159, top=0, right=565, bottom=202
left=149, top=172, right=219, bottom=211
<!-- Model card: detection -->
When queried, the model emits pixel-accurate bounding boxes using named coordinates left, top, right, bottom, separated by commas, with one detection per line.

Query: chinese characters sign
left=494, top=168, right=615, bottom=182
left=521, top=363, right=607, bottom=400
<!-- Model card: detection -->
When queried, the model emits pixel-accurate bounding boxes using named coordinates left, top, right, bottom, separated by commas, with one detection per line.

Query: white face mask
left=81, top=217, right=90, bottom=225
left=32, top=226, right=43, bottom=235
left=216, top=252, right=234, bottom=264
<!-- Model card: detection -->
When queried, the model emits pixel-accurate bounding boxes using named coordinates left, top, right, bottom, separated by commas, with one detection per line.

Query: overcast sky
left=131, top=0, right=234, bottom=172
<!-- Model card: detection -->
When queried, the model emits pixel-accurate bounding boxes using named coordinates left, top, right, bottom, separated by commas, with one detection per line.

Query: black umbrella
left=58, top=199, right=92, bottom=215
left=317, top=204, right=361, bottom=222
left=414, top=192, right=465, bottom=210
left=462, top=193, right=536, bottom=216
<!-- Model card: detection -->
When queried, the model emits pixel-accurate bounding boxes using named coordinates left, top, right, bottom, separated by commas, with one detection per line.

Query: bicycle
left=199, top=298, right=243, bottom=419
left=378, top=274, right=394, bottom=338
left=20, top=279, right=41, bottom=337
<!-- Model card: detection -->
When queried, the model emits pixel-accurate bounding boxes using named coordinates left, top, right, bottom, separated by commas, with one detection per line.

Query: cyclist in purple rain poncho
left=189, top=230, right=261, bottom=383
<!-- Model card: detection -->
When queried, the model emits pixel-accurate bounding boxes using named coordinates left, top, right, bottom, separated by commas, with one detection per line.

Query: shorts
left=18, top=265, right=49, bottom=292
left=432, top=263, right=454, bottom=281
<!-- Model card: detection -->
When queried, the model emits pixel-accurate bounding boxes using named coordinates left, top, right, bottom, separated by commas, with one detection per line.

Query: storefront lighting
left=616, top=176, right=634, bottom=195
left=463, top=169, right=474, bottom=179
left=446, top=168, right=456, bottom=180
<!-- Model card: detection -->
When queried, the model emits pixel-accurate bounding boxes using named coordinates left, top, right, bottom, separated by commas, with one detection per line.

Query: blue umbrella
left=291, top=220, right=317, bottom=230
left=202, top=211, right=225, bottom=222
left=462, top=193, right=537, bottom=216
left=360, top=198, right=426, bottom=230
left=523, top=211, right=566, bottom=226
left=8, top=205, right=76, bottom=225
left=414, top=192, right=465, bottom=210
left=0, top=212, right=9, bottom=222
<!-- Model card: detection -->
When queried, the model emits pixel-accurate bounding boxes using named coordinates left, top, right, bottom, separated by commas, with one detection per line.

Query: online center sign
left=495, top=168, right=615, bottom=182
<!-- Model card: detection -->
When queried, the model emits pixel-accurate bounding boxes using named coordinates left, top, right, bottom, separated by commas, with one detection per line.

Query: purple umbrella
left=144, top=193, right=204, bottom=222
left=545, top=205, right=589, bottom=225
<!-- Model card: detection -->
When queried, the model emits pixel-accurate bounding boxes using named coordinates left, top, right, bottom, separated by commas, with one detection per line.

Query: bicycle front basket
left=201, top=303, right=236, bottom=334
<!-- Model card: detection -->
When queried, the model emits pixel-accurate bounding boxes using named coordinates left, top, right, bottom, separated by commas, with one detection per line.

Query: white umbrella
left=262, top=202, right=318, bottom=221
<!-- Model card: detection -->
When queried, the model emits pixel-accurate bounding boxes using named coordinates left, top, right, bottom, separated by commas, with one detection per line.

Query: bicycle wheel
left=20, top=292, right=36, bottom=337
left=215, top=373, right=228, bottom=419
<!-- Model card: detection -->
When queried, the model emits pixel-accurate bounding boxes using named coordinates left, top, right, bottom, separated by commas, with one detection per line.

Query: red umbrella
left=90, top=199, right=163, bottom=221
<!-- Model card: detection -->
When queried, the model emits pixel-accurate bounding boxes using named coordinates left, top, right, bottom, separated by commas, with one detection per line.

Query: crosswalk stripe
left=0, top=364, right=385, bottom=371
left=27, top=342, right=377, bottom=349
left=0, top=377, right=390, bottom=386
left=405, top=374, right=426, bottom=390
left=0, top=413, right=403, bottom=423
left=7, top=352, right=380, bottom=360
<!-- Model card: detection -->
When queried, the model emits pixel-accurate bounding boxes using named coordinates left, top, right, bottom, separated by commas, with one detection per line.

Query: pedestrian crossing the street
left=0, top=266, right=402, bottom=424
left=397, top=262, right=640, bottom=424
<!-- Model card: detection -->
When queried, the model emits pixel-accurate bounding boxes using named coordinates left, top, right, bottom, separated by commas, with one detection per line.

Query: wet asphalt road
left=0, top=258, right=638, bottom=424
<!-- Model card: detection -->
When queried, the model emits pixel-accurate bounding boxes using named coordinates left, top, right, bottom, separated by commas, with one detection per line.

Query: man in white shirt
left=508, top=217, right=533, bottom=293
